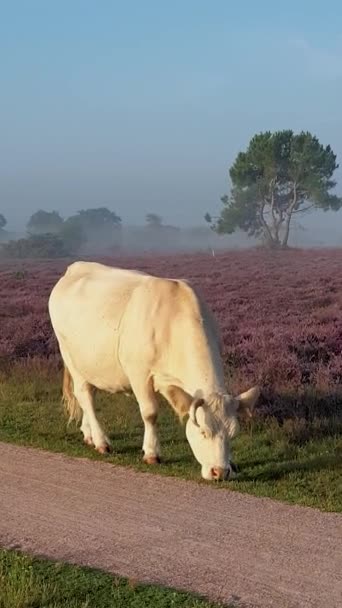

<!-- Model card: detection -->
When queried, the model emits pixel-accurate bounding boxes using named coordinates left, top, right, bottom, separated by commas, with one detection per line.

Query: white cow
left=48, top=261, right=260, bottom=481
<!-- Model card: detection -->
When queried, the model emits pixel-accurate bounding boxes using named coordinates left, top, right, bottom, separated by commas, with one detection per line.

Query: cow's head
left=166, top=385, right=260, bottom=481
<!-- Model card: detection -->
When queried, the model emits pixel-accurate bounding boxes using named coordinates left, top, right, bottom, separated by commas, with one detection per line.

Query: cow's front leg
left=142, top=410, right=161, bottom=464
left=132, top=380, right=161, bottom=464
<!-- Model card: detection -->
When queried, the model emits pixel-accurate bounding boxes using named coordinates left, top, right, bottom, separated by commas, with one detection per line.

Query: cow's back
left=48, top=262, right=149, bottom=391
left=49, top=261, right=223, bottom=397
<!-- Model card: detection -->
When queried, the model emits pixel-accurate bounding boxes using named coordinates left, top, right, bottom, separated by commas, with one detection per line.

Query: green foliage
left=27, top=210, right=64, bottom=235
left=214, top=130, right=342, bottom=247
left=0, top=213, right=7, bottom=229
left=0, top=234, right=69, bottom=259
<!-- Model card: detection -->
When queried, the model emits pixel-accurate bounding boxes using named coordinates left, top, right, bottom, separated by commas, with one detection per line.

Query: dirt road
left=0, top=442, right=341, bottom=608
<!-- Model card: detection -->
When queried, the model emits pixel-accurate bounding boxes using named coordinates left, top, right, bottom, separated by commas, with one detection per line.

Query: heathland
left=0, top=249, right=341, bottom=511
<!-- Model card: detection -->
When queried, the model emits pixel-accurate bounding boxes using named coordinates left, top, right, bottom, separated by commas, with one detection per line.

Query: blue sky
left=1, top=0, right=342, bottom=231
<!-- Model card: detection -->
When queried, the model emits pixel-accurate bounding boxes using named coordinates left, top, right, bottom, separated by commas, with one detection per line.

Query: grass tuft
left=0, top=548, right=223, bottom=608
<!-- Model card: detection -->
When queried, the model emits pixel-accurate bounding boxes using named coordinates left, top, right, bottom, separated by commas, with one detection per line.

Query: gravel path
left=0, top=442, right=341, bottom=607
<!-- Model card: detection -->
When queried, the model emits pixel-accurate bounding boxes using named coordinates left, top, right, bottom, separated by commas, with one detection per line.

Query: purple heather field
left=1, top=249, right=341, bottom=419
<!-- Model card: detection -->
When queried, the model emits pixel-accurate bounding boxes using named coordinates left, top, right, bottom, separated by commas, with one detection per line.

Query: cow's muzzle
left=211, top=462, right=238, bottom=481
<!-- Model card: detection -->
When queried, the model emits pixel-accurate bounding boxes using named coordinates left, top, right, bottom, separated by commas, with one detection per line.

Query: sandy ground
left=0, top=442, right=341, bottom=608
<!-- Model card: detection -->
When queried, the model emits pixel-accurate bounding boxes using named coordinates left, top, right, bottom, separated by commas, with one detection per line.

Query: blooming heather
left=1, top=249, right=341, bottom=418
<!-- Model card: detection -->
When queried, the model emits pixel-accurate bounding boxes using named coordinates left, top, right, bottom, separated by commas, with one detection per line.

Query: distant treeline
left=0, top=208, right=246, bottom=258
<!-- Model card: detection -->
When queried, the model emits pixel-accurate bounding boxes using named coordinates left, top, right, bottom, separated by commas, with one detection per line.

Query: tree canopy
left=0, top=214, right=7, bottom=230
left=146, top=213, right=163, bottom=228
left=59, top=216, right=86, bottom=253
left=212, top=130, right=342, bottom=248
left=66, top=207, right=122, bottom=252
left=27, top=210, right=63, bottom=235
left=76, top=207, right=122, bottom=228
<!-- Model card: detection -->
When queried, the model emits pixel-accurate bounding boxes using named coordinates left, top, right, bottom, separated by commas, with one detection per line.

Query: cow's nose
left=211, top=467, right=227, bottom=481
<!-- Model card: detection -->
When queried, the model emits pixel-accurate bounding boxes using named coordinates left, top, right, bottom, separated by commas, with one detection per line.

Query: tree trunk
left=270, top=186, right=282, bottom=246
left=261, top=230, right=281, bottom=249
left=259, top=204, right=279, bottom=248
left=281, top=214, right=292, bottom=248
left=281, top=182, right=298, bottom=248
left=271, top=219, right=282, bottom=247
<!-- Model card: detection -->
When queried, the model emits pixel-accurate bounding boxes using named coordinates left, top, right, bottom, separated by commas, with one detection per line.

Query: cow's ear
left=165, top=385, right=193, bottom=419
left=235, top=386, right=260, bottom=419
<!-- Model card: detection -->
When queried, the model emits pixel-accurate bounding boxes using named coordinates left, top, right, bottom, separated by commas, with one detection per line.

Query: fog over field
left=1, top=4, right=342, bottom=254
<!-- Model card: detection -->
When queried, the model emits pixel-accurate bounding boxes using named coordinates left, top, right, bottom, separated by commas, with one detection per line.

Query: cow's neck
left=154, top=282, right=226, bottom=401
left=170, top=314, right=225, bottom=399
left=185, top=338, right=225, bottom=399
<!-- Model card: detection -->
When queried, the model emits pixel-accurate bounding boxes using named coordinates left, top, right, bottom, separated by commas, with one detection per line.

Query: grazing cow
left=48, top=261, right=260, bottom=481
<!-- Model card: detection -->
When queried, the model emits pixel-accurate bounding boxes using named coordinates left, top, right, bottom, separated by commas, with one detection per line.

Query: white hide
left=49, top=261, right=260, bottom=480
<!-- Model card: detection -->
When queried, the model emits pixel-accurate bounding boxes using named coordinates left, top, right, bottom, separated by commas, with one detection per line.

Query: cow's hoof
left=143, top=455, right=161, bottom=465
left=84, top=436, right=94, bottom=446
left=96, top=444, right=112, bottom=455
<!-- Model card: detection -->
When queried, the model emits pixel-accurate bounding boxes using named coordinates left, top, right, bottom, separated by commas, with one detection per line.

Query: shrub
left=0, top=234, right=70, bottom=259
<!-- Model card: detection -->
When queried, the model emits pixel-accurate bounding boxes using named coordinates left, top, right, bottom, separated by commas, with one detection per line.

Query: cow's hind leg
left=80, top=411, right=93, bottom=446
left=73, top=379, right=111, bottom=454
left=131, top=380, right=161, bottom=465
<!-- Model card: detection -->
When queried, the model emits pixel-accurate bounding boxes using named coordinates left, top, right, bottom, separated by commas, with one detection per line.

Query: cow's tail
left=62, top=364, right=82, bottom=424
